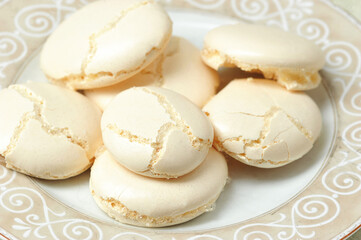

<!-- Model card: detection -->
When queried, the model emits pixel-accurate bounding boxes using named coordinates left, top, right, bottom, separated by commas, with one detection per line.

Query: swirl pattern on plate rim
left=0, top=0, right=361, bottom=239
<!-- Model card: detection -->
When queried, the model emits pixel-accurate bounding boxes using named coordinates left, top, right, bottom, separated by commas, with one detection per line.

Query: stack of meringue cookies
left=0, top=0, right=324, bottom=227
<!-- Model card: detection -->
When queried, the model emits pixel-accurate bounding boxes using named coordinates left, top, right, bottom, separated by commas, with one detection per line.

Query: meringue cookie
left=101, top=87, right=213, bottom=178
left=201, top=23, right=325, bottom=90
left=90, top=149, right=228, bottom=227
left=0, top=82, right=102, bottom=179
left=84, top=36, right=219, bottom=109
left=41, top=0, right=172, bottom=89
left=203, top=78, right=322, bottom=168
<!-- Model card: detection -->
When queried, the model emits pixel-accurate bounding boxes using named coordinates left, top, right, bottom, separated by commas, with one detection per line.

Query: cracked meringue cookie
left=101, top=87, right=214, bottom=178
left=0, top=82, right=102, bottom=179
left=203, top=78, right=322, bottom=168
left=40, top=0, right=172, bottom=90
left=201, top=23, right=325, bottom=91
left=84, top=36, right=219, bottom=109
left=90, top=149, right=228, bottom=227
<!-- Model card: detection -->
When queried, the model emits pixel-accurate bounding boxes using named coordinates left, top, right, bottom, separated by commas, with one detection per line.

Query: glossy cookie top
left=203, top=78, right=322, bottom=168
left=0, top=82, right=102, bottom=179
left=41, top=0, right=172, bottom=89
left=201, top=23, right=325, bottom=90
left=202, top=22, right=325, bottom=70
left=101, top=87, right=213, bottom=178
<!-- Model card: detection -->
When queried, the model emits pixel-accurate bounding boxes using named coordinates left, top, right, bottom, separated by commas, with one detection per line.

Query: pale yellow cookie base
left=90, top=182, right=217, bottom=227
left=4, top=157, right=94, bottom=180
left=201, top=48, right=322, bottom=91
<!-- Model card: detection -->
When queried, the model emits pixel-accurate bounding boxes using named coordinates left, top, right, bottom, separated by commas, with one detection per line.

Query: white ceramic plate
left=0, top=0, right=361, bottom=239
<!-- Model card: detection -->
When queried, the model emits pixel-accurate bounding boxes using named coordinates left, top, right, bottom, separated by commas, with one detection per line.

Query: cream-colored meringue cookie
left=202, top=23, right=325, bottom=90
left=90, top=149, right=228, bottom=227
left=84, top=36, right=219, bottom=109
left=203, top=78, right=322, bottom=168
left=40, top=0, right=172, bottom=90
left=101, top=87, right=213, bottom=178
left=0, top=82, right=102, bottom=179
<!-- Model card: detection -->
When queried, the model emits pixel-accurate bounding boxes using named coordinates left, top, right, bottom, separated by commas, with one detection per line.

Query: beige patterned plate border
left=1, top=0, right=361, bottom=239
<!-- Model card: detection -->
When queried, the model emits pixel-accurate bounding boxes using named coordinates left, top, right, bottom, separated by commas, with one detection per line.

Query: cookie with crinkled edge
left=203, top=78, right=322, bottom=168
left=41, top=0, right=172, bottom=90
left=0, top=82, right=102, bottom=179
left=90, top=149, right=228, bottom=227
left=101, top=87, right=213, bottom=178
left=201, top=23, right=325, bottom=90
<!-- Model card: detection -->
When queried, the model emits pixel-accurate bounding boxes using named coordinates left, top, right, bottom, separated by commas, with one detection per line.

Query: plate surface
left=0, top=0, right=361, bottom=239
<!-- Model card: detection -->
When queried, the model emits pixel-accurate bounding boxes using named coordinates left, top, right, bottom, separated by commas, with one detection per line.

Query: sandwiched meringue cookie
left=201, top=23, right=325, bottom=90
left=203, top=78, right=322, bottom=168
left=84, top=36, right=219, bottom=110
left=0, top=82, right=102, bottom=179
left=101, top=87, right=213, bottom=178
left=90, top=149, right=228, bottom=227
left=41, top=0, right=172, bottom=90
